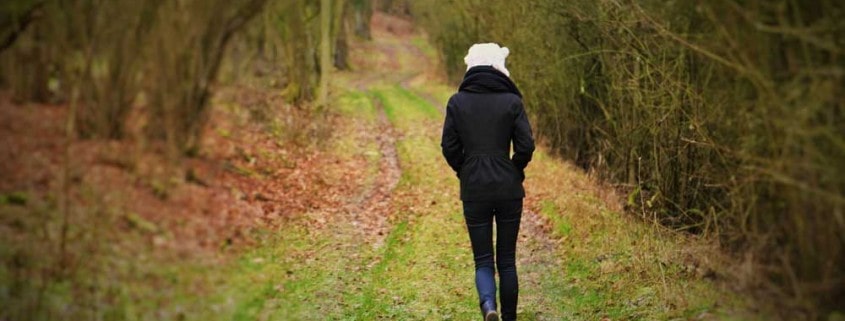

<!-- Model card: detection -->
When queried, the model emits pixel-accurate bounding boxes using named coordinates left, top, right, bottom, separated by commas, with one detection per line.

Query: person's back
left=445, top=90, right=531, bottom=201
left=440, top=43, right=534, bottom=321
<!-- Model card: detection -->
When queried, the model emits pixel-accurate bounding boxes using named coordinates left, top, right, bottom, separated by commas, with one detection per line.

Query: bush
left=412, top=0, right=845, bottom=315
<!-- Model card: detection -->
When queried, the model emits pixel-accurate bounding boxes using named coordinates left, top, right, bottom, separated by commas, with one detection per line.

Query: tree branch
left=0, top=1, right=46, bottom=53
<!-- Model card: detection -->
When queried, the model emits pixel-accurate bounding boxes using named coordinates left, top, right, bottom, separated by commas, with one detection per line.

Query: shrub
left=412, top=0, right=845, bottom=315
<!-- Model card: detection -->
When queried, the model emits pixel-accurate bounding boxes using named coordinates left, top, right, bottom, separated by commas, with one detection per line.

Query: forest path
left=0, top=8, right=776, bottom=321
left=208, top=13, right=758, bottom=321
left=220, top=14, right=574, bottom=318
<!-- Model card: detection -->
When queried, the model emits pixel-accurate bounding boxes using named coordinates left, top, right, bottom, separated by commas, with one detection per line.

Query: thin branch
left=629, top=2, right=775, bottom=95
left=0, top=0, right=46, bottom=52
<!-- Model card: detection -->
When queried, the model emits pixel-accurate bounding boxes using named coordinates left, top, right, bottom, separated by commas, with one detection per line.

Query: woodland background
left=409, top=0, right=844, bottom=312
left=1, top=0, right=843, bottom=319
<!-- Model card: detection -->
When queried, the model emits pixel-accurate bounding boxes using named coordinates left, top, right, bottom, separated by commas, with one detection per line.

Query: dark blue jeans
left=463, top=199, right=522, bottom=321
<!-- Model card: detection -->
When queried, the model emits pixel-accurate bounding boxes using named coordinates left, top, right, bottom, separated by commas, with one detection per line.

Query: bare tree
left=317, top=0, right=332, bottom=108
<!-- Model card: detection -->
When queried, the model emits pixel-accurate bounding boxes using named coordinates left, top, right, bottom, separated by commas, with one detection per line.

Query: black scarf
left=458, top=66, right=522, bottom=98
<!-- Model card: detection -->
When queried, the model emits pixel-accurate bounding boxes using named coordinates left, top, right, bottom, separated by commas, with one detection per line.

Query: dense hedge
left=412, top=0, right=844, bottom=314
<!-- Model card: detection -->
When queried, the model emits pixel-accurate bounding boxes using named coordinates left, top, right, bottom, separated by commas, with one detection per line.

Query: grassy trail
left=0, top=12, right=775, bottom=321
left=163, top=13, right=761, bottom=321
left=224, top=19, right=758, bottom=319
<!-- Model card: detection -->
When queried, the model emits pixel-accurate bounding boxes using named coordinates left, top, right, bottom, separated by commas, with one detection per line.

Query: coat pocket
left=507, top=159, right=524, bottom=182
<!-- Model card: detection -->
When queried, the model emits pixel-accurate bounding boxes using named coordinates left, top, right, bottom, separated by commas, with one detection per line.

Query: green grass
left=342, top=86, right=477, bottom=320
left=204, top=86, right=475, bottom=320
left=410, top=35, right=439, bottom=63
left=1, top=25, right=769, bottom=321
left=337, top=85, right=758, bottom=320
left=0, top=78, right=763, bottom=321
left=372, top=85, right=441, bottom=128
left=540, top=199, right=573, bottom=237
left=335, top=90, right=377, bottom=120
left=528, top=154, right=761, bottom=320
left=223, top=224, right=369, bottom=320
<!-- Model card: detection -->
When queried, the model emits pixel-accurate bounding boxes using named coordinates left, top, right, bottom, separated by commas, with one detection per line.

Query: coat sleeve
left=511, top=98, right=535, bottom=176
left=440, top=100, right=464, bottom=177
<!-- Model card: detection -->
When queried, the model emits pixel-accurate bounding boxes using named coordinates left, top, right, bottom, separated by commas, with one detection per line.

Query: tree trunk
left=317, top=0, right=332, bottom=108
left=280, top=1, right=313, bottom=104
left=352, top=0, right=372, bottom=39
left=332, top=0, right=349, bottom=70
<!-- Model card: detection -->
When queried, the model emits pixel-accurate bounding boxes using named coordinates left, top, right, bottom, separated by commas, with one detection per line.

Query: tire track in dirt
left=344, top=96, right=401, bottom=248
left=357, top=12, right=574, bottom=319
left=243, top=94, right=403, bottom=319
left=246, top=11, right=574, bottom=319
left=518, top=205, right=571, bottom=320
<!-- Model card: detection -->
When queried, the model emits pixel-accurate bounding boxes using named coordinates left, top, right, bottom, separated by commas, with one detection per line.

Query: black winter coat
left=440, top=66, right=535, bottom=201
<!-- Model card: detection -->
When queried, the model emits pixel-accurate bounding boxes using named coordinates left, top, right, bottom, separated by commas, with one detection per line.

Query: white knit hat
left=464, top=43, right=511, bottom=77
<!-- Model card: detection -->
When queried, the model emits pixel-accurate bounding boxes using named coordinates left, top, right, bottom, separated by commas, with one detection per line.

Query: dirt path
left=516, top=207, right=570, bottom=319
left=322, top=12, right=756, bottom=321
left=0, top=10, right=766, bottom=321
left=295, top=14, right=579, bottom=318
left=175, top=12, right=758, bottom=321
left=345, top=100, right=401, bottom=248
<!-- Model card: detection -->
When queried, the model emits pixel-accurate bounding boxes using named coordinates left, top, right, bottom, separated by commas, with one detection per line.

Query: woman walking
left=440, top=43, right=535, bottom=321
